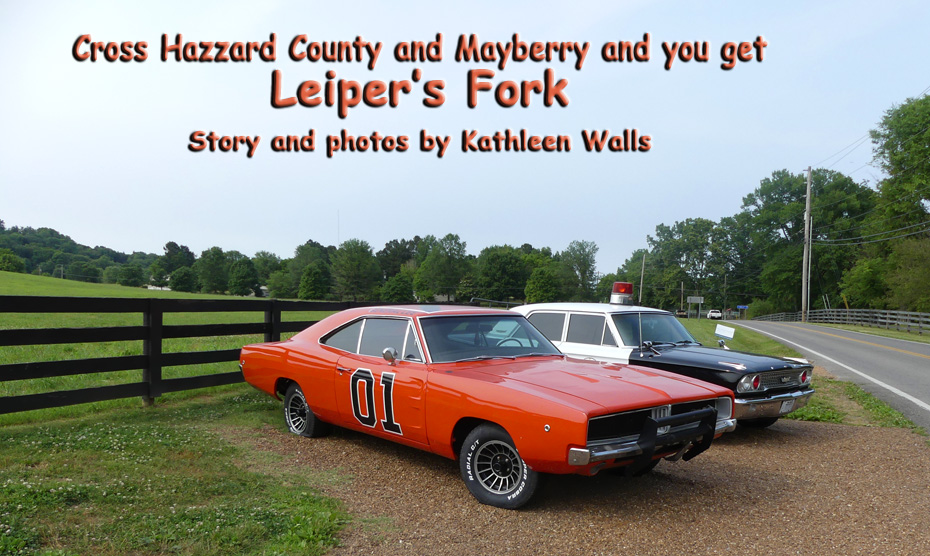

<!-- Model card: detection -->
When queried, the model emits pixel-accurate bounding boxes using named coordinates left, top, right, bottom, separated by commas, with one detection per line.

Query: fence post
left=265, top=299, right=281, bottom=342
left=142, top=299, right=163, bottom=407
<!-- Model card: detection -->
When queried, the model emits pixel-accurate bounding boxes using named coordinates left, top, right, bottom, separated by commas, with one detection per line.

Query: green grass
left=842, top=381, right=924, bottom=431
left=0, top=387, right=349, bottom=556
left=0, top=272, right=334, bottom=426
left=784, top=377, right=848, bottom=424
left=678, top=318, right=802, bottom=359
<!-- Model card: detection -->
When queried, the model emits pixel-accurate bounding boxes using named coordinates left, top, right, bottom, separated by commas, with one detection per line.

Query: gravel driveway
left=246, top=417, right=930, bottom=555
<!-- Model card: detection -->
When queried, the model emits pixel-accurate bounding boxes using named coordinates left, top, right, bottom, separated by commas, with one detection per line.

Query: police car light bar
left=610, top=282, right=634, bottom=305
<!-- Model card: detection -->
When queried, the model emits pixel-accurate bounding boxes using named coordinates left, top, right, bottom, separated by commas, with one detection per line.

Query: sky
left=2, top=0, right=928, bottom=273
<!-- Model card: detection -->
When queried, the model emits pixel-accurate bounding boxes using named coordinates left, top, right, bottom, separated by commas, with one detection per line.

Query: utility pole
left=638, top=252, right=645, bottom=305
left=801, top=166, right=813, bottom=323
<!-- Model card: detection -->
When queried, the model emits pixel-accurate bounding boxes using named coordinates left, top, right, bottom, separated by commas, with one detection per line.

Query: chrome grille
left=760, top=370, right=801, bottom=390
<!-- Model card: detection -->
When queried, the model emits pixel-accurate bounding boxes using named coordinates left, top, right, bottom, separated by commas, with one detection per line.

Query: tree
left=331, top=239, right=381, bottom=301
left=252, top=251, right=282, bottom=284
left=380, top=266, right=416, bottom=302
left=298, top=260, right=331, bottom=300
left=870, top=95, right=930, bottom=227
left=415, top=234, right=469, bottom=301
left=475, top=245, right=529, bottom=301
left=885, top=238, right=930, bottom=312
left=149, top=261, right=168, bottom=287
left=229, top=258, right=261, bottom=296
left=66, top=260, right=101, bottom=283
left=102, top=265, right=121, bottom=284
left=195, top=246, right=229, bottom=294
left=377, top=239, right=416, bottom=278
left=524, top=265, right=561, bottom=303
left=118, top=264, right=145, bottom=287
left=162, top=241, right=195, bottom=273
left=0, top=248, right=26, bottom=273
left=560, top=240, right=599, bottom=301
left=169, top=266, right=199, bottom=293
left=267, top=269, right=297, bottom=299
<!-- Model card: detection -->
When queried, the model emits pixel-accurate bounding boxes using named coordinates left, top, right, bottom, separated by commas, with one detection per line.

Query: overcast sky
left=2, top=1, right=928, bottom=272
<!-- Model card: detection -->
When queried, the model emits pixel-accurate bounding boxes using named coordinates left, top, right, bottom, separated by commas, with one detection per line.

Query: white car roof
left=512, top=302, right=671, bottom=315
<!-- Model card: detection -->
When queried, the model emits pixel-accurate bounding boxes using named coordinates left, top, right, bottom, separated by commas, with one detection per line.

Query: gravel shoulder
left=242, top=417, right=930, bottom=556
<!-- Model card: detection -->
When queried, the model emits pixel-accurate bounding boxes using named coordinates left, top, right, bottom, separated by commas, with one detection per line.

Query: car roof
left=337, top=305, right=517, bottom=319
left=512, top=302, right=672, bottom=315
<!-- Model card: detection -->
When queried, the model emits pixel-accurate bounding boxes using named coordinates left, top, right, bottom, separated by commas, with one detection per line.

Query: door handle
left=337, top=366, right=351, bottom=374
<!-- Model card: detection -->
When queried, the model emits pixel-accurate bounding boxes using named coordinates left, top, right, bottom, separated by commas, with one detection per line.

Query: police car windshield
left=611, top=313, right=697, bottom=347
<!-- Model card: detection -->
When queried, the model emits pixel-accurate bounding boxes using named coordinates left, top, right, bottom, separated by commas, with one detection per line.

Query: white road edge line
left=737, top=323, right=930, bottom=414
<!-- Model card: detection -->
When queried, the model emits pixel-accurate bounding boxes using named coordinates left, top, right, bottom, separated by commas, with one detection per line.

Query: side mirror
left=382, top=347, right=399, bottom=365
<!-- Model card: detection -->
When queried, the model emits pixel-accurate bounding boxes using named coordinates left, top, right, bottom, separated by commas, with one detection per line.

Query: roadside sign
left=687, top=296, right=704, bottom=304
left=737, top=305, right=748, bottom=310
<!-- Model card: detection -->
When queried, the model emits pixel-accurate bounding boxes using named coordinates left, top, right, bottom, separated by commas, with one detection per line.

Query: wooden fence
left=0, top=296, right=372, bottom=415
left=752, top=308, right=930, bottom=334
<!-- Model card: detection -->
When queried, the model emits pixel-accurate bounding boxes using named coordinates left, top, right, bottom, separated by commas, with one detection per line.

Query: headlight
left=736, top=374, right=762, bottom=393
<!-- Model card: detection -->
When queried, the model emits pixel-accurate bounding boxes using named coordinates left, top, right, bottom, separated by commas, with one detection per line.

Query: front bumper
left=568, top=407, right=736, bottom=468
left=733, top=389, right=814, bottom=420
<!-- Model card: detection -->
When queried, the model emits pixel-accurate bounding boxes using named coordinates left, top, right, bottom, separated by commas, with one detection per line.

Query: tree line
left=2, top=95, right=927, bottom=313
left=0, top=225, right=603, bottom=304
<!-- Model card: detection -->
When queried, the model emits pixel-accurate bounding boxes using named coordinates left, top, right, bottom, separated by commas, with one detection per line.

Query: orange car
left=240, top=306, right=736, bottom=509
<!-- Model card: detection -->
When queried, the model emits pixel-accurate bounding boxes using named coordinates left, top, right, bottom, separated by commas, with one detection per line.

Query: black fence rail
left=0, top=296, right=371, bottom=415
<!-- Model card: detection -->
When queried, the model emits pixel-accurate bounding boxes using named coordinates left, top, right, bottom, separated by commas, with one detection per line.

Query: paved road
left=733, top=320, right=930, bottom=431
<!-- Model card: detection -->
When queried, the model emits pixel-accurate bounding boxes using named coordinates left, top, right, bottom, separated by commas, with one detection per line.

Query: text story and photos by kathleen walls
left=73, top=32, right=769, bottom=158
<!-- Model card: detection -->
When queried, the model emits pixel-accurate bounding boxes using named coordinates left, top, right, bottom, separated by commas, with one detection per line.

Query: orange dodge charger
left=240, top=305, right=736, bottom=509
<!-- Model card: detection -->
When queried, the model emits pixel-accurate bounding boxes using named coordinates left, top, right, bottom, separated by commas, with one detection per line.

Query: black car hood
left=629, top=344, right=811, bottom=376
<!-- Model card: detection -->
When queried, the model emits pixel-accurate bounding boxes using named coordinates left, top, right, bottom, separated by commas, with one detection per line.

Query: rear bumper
left=733, top=389, right=814, bottom=420
left=568, top=407, right=736, bottom=467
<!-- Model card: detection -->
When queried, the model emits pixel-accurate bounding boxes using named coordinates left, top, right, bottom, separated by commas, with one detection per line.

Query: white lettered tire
left=283, top=383, right=331, bottom=438
left=459, top=424, right=539, bottom=509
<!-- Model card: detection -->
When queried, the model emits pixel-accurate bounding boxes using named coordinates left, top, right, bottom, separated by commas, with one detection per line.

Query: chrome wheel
left=459, top=424, right=538, bottom=509
left=285, top=388, right=309, bottom=434
left=474, top=440, right=523, bottom=494
left=283, top=383, right=330, bottom=438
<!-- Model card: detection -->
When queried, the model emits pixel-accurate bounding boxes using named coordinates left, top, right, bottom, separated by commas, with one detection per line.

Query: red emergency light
left=610, top=282, right=634, bottom=305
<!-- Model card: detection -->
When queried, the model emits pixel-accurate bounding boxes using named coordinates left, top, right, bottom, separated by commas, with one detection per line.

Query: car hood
left=454, top=356, right=728, bottom=412
left=630, top=344, right=811, bottom=375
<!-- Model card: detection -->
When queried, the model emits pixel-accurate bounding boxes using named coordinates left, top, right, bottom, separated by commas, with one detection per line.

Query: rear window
left=322, top=319, right=363, bottom=352
left=566, top=314, right=606, bottom=345
left=527, top=312, right=565, bottom=342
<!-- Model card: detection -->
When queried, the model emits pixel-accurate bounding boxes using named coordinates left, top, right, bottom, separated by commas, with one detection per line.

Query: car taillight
left=752, top=375, right=761, bottom=389
left=800, top=370, right=811, bottom=384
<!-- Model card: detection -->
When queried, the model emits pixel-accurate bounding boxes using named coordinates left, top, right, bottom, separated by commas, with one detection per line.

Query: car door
left=558, top=312, right=629, bottom=364
left=334, top=317, right=429, bottom=447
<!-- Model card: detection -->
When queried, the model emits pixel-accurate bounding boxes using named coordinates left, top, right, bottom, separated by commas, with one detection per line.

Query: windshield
left=611, top=313, right=698, bottom=347
left=419, top=315, right=561, bottom=363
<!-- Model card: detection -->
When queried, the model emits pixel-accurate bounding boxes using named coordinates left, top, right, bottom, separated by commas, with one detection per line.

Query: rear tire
left=738, top=417, right=779, bottom=429
left=284, top=383, right=331, bottom=438
left=459, top=424, right=538, bottom=509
